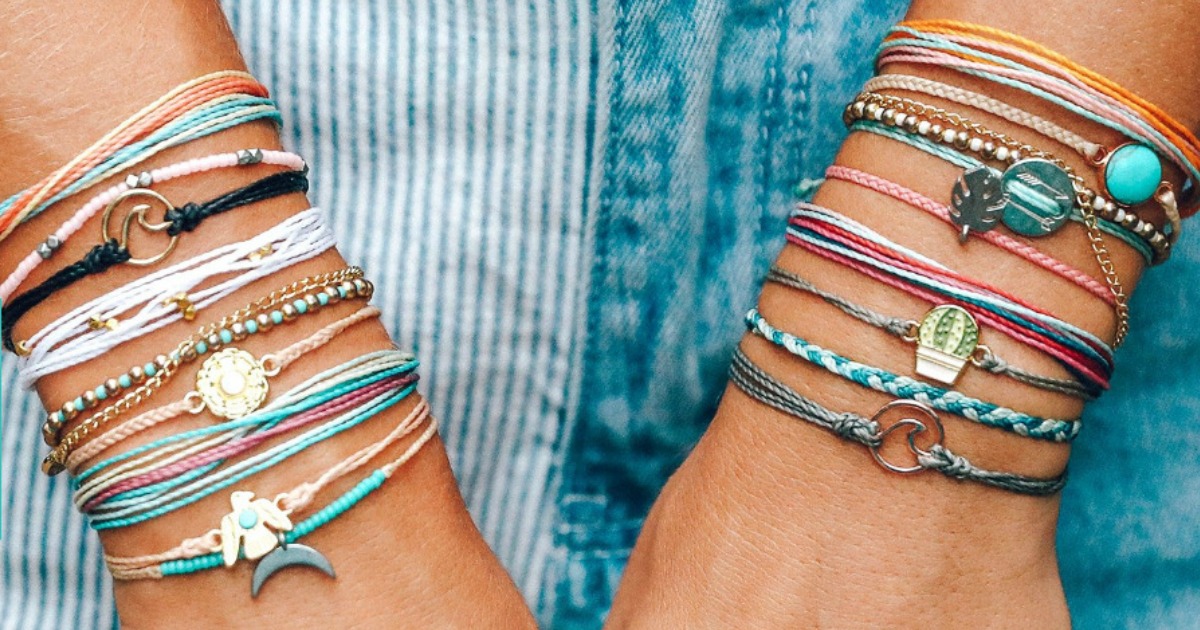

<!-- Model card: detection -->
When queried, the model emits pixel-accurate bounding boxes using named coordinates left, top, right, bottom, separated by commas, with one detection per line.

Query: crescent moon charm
left=250, top=539, right=337, bottom=598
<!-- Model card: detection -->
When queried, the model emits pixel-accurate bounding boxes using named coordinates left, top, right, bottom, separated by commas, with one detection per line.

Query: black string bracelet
left=1, top=170, right=309, bottom=352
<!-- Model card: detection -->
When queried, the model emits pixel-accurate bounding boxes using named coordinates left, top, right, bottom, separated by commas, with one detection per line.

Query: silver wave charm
left=950, top=165, right=1006, bottom=242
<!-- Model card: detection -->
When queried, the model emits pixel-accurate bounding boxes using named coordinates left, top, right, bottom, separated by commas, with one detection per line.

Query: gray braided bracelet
left=728, top=348, right=1067, bottom=496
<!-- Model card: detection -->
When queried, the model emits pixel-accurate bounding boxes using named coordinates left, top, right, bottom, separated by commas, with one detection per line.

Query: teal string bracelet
left=744, top=308, right=1081, bottom=441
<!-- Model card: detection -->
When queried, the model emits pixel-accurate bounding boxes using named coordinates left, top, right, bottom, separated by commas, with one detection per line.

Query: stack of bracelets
left=0, top=71, right=438, bottom=597
left=733, top=21, right=1199, bottom=497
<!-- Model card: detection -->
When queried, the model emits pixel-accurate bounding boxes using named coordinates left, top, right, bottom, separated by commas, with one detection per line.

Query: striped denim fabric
left=4, top=2, right=1200, bottom=629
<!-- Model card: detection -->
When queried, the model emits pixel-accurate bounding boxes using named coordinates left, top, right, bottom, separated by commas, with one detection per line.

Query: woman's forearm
left=609, top=1, right=1200, bottom=627
left=0, top=2, right=533, bottom=627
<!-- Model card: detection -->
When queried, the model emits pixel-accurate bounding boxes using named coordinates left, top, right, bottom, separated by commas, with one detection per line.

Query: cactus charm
left=914, top=305, right=980, bottom=385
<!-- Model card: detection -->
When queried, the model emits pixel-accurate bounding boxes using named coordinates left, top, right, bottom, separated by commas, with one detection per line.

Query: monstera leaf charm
left=949, top=165, right=1007, bottom=242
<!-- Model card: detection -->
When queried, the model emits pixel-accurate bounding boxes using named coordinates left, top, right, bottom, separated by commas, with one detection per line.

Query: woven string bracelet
left=2, top=170, right=310, bottom=353
left=67, top=306, right=382, bottom=473
left=0, top=148, right=307, bottom=303
left=728, top=348, right=1067, bottom=495
left=823, top=165, right=1114, bottom=306
left=104, top=402, right=438, bottom=581
left=17, top=208, right=335, bottom=385
left=788, top=205, right=1114, bottom=389
left=764, top=266, right=1098, bottom=399
left=84, top=360, right=419, bottom=530
left=744, top=308, right=1081, bottom=441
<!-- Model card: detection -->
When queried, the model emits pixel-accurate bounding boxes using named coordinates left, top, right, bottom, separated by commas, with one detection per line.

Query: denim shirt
left=2, top=2, right=1197, bottom=628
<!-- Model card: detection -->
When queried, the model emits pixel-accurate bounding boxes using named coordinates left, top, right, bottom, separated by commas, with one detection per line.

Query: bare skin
left=608, top=1, right=1200, bottom=627
left=0, top=2, right=534, bottom=628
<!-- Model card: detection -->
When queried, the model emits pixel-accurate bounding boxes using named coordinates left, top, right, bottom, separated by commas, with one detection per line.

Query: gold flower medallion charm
left=196, top=348, right=270, bottom=419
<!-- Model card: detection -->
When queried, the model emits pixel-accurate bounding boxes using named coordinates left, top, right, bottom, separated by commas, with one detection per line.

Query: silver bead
left=1150, top=233, right=1166, bottom=247
left=967, top=137, right=983, bottom=153
left=256, top=313, right=274, bottom=331
left=155, top=354, right=170, bottom=368
left=130, top=366, right=145, bottom=382
left=231, top=322, right=248, bottom=341
left=928, top=124, right=943, bottom=138
left=1112, top=207, right=1127, bottom=223
left=954, top=131, right=970, bottom=149
left=994, top=146, right=1010, bottom=162
left=83, top=391, right=98, bottom=407
left=105, top=378, right=121, bottom=394
left=281, top=304, right=298, bottom=320
left=882, top=108, right=897, bottom=125
left=893, top=112, right=907, bottom=127
left=36, top=242, right=54, bottom=259
left=916, top=120, right=931, bottom=136
left=180, top=345, right=199, bottom=362
left=940, top=128, right=957, bottom=144
left=982, top=142, right=996, bottom=159
left=304, top=294, right=320, bottom=310
left=339, top=280, right=357, bottom=299
left=851, top=101, right=866, bottom=119
left=207, top=333, right=223, bottom=348
left=237, top=148, right=265, bottom=165
left=1008, top=150, right=1022, bottom=163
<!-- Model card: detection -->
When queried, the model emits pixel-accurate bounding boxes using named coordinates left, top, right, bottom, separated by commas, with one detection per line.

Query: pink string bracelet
left=823, top=165, right=1115, bottom=305
left=0, top=148, right=307, bottom=303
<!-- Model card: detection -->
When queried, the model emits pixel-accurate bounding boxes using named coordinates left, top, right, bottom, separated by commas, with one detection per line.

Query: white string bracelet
left=17, top=208, right=335, bottom=388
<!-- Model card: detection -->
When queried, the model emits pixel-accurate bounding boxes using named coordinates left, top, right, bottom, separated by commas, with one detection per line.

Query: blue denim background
left=548, top=0, right=1200, bottom=627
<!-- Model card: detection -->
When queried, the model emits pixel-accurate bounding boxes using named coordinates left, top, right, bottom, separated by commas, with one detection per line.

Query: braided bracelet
left=17, top=208, right=335, bottom=384
left=0, top=148, right=307, bottom=303
left=2, top=170, right=310, bottom=353
left=765, top=266, right=1097, bottom=399
left=729, top=348, right=1066, bottom=495
left=42, top=268, right=369, bottom=474
left=824, top=164, right=1114, bottom=307
left=745, top=308, right=1080, bottom=441
left=105, top=401, right=436, bottom=597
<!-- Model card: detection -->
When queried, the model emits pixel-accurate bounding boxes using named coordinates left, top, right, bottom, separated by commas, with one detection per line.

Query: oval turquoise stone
left=293, top=299, right=308, bottom=314
left=244, top=320, right=258, bottom=334
left=270, top=310, right=284, bottom=324
left=143, top=363, right=157, bottom=377
left=118, top=374, right=132, bottom=389
left=238, top=508, right=259, bottom=529
left=94, top=386, right=108, bottom=401
left=1105, top=144, right=1161, bottom=206
left=195, top=340, right=209, bottom=355
left=219, top=329, right=234, bottom=345
left=316, top=292, right=330, bottom=306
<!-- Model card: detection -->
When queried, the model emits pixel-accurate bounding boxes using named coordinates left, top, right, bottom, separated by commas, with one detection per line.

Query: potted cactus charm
left=914, top=305, right=980, bottom=386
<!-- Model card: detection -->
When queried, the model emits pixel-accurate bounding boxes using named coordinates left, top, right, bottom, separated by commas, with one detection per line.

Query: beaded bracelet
left=765, top=266, right=1097, bottom=399
left=1, top=170, right=310, bottom=353
left=728, top=348, right=1066, bottom=495
left=745, top=308, right=1080, bottom=441
left=42, top=268, right=369, bottom=474
left=847, top=90, right=1177, bottom=257
left=105, top=401, right=436, bottom=596
left=880, top=23, right=1200, bottom=209
left=788, top=205, right=1114, bottom=389
left=17, top=208, right=335, bottom=384
left=67, top=306, right=381, bottom=477
left=0, top=72, right=278, bottom=240
left=862, top=77, right=1182, bottom=234
left=0, top=148, right=308, bottom=303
